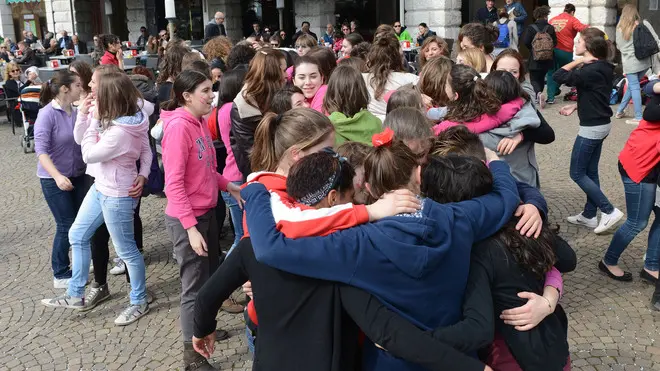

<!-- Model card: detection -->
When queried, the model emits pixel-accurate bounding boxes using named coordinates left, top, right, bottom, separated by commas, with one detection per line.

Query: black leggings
left=529, top=69, right=549, bottom=95
left=91, top=199, right=143, bottom=285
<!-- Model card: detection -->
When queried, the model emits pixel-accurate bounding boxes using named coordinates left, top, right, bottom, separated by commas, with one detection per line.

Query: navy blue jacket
left=241, top=161, right=521, bottom=371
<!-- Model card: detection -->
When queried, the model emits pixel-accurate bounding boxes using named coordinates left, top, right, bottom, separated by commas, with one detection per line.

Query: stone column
left=207, top=0, right=242, bottom=42
left=46, top=0, right=76, bottom=35
left=294, top=0, right=335, bottom=42
left=73, top=0, right=94, bottom=42
left=0, top=0, right=16, bottom=42
left=405, top=0, right=462, bottom=41
left=126, top=0, right=147, bottom=43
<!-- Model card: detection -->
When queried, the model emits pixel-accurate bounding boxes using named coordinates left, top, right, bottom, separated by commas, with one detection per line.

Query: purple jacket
left=34, top=101, right=86, bottom=179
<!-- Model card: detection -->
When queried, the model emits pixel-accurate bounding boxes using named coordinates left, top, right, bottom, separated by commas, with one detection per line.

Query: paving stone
left=0, top=99, right=659, bottom=370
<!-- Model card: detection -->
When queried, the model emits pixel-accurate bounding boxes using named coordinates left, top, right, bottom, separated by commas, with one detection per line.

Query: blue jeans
left=245, top=325, right=255, bottom=355
left=604, top=174, right=660, bottom=271
left=222, top=181, right=244, bottom=255
left=68, top=184, right=146, bottom=304
left=40, top=175, right=88, bottom=279
left=617, top=70, right=646, bottom=120
left=569, top=136, right=614, bottom=218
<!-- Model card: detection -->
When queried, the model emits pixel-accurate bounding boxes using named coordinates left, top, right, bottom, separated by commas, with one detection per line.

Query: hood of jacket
left=361, top=198, right=457, bottom=279
left=131, top=75, right=158, bottom=104
left=161, top=107, right=207, bottom=140
left=247, top=171, right=286, bottom=192
left=109, top=110, right=149, bottom=136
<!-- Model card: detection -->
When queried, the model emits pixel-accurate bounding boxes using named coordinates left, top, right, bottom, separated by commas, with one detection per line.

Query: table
left=49, top=56, right=75, bottom=65
left=38, top=66, right=68, bottom=81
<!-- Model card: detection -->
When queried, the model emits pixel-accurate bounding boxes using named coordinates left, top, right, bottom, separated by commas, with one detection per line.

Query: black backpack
left=633, top=21, right=659, bottom=59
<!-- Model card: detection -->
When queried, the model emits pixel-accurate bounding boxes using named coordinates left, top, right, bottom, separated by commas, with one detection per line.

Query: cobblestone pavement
left=0, top=101, right=659, bottom=371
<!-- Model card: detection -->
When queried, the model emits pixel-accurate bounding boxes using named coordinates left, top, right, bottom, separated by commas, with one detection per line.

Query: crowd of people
left=26, top=2, right=660, bottom=371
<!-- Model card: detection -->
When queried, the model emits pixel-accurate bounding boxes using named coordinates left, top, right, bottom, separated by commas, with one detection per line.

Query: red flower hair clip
left=372, top=128, right=394, bottom=147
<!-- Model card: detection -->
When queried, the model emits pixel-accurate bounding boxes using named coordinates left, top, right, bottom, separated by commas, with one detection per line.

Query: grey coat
left=479, top=100, right=541, bottom=188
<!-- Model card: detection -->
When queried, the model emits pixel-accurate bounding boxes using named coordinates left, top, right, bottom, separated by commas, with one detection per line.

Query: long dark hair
left=270, top=85, right=304, bottom=114
left=366, top=34, right=405, bottom=99
left=68, top=60, right=92, bottom=94
left=99, top=34, right=120, bottom=50
left=445, top=64, right=500, bottom=123
left=161, top=70, right=210, bottom=111
left=217, top=66, right=248, bottom=107
left=491, top=49, right=527, bottom=83
left=323, top=64, right=369, bottom=117
left=492, top=220, right=558, bottom=278
left=157, top=44, right=189, bottom=84
left=40, top=70, right=79, bottom=106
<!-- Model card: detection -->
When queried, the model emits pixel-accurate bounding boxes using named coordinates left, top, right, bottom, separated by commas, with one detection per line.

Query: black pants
left=529, top=69, right=549, bottom=95
left=90, top=198, right=143, bottom=285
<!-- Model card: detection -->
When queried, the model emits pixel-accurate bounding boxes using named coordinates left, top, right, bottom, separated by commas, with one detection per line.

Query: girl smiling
left=293, top=56, right=327, bottom=112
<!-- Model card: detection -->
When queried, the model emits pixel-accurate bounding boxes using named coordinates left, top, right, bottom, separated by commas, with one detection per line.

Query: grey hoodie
left=479, top=100, right=541, bottom=188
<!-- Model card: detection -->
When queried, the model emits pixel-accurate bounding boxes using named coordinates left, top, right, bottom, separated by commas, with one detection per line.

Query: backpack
left=633, top=21, right=659, bottom=60
left=494, top=22, right=510, bottom=48
left=531, top=24, right=554, bottom=61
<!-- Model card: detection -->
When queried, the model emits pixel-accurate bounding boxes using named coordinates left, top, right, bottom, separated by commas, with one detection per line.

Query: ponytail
left=39, top=70, right=78, bottom=107
left=251, top=108, right=334, bottom=173
left=445, top=64, right=500, bottom=123
left=251, top=112, right=281, bottom=172
left=364, top=131, right=419, bottom=203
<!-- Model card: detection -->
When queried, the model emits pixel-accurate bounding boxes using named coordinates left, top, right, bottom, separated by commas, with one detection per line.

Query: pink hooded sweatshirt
left=308, top=85, right=328, bottom=113
left=74, top=101, right=153, bottom=198
left=161, top=107, right=230, bottom=229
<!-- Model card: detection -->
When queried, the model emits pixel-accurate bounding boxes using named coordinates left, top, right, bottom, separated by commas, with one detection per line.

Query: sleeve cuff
left=180, top=214, right=198, bottom=230
left=354, top=205, right=370, bottom=224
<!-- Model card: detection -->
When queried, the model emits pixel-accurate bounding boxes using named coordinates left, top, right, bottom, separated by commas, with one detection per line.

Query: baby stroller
left=16, top=84, right=41, bottom=153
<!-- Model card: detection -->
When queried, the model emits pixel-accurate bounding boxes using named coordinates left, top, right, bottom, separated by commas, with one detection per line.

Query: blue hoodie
left=241, top=160, right=521, bottom=371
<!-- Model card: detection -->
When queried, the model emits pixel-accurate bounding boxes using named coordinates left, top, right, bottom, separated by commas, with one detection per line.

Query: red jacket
left=549, top=12, right=588, bottom=53
left=100, top=50, right=119, bottom=66
left=619, top=119, right=660, bottom=183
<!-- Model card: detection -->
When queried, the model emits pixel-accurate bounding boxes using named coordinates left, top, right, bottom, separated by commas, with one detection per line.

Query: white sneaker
left=53, top=278, right=70, bottom=289
left=567, top=213, right=597, bottom=229
left=595, top=208, right=624, bottom=234
left=109, top=258, right=126, bottom=275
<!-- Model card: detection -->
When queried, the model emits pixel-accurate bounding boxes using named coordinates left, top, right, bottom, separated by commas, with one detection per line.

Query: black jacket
left=204, top=21, right=226, bottom=43
left=522, top=20, right=557, bottom=71
left=475, top=7, right=498, bottom=25
left=72, top=41, right=88, bottom=54
left=193, top=238, right=486, bottom=371
left=230, top=92, right=263, bottom=181
left=433, top=232, right=576, bottom=371
left=553, top=59, right=614, bottom=126
left=14, top=48, right=38, bottom=67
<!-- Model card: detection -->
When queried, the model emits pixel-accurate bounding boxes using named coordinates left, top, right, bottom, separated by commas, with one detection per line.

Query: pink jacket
left=161, top=107, right=230, bottom=229
left=218, top=102, right=242, bottom=182
left=74, top=101, right=153, bottom=198
left=308, top=85, right=328, bottom=113
left=433, top=98, right=525, bottom=135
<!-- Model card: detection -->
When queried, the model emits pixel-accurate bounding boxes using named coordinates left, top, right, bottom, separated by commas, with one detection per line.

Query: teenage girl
left=34, top=70, right=85, bottom=289
left=270, top=85, right=309, bottom=114
left=292, top=56, right=327, bottom=112
left=323, top=64, right=382, bottom=145
left=42, top=72, right=152, bottom=328
left=160, top=69, right=242, bottom=370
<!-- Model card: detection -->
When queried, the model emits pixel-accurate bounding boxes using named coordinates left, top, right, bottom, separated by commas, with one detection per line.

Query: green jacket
left=329, top=110, right=383, bottom=146
left=396, top=29, right=413, bottom=43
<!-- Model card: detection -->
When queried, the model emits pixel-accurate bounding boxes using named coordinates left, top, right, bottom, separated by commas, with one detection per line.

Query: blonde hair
left=618, top=4, right=640, bottom=41
left=457, top=48, right=487, bottom=73
left=4, top=62, right=19, bottom=81
left=251, top=108, right=335, bottom=172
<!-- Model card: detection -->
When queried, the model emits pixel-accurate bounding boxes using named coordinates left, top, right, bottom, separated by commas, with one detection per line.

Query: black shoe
left=183, top=342, right=218, bottom=371
left=598, top=261, right=633, bottom=282
left=215, top=329, right=229, bottom=341
left=640, top=269, right=659, bottom=284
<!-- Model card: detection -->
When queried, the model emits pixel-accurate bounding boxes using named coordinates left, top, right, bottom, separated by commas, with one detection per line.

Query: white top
left=363, top=72, right=419, bottom=121
left=49, top=56, right=74, bottom=60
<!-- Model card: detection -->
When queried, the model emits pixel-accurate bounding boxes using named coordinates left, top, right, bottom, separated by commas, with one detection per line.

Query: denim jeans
left=569, top=135, right=614, bottom=218
left=617, top=70, right=646, bottom=120
left=67, top=184, right=146, bottom=304
left=222, top=181, right=244, bottom=255
left=40, top=175, right=88, bottom=279
left=604, top=174, right=660, bottom=271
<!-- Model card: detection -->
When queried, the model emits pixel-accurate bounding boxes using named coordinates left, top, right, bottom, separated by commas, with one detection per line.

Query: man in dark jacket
left=522, top=5, right=557, bottom=105
left=475, top=0, right=499, bottom=24
left=71, top=35, right=88, bottom=55
left=417, top=23, right=436, bottom=46
left=58, top=30, right=73, bottom=51
left=204, top=12, right=227, bottom=43
left=292, top=21, right=318, bottom=44
left=14, top=42, right=38, bottom=67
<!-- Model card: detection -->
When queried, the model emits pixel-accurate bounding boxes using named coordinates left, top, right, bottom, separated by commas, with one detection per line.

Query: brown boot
left=221, top=298, right=245, bottom=314
left=183, top=342, right=217, bottom=371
